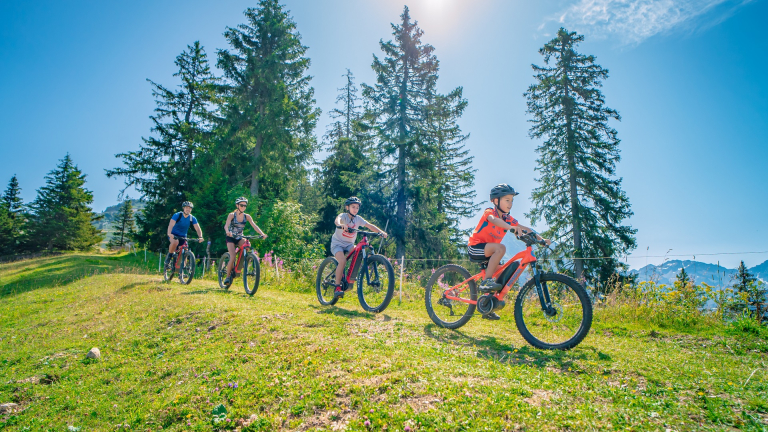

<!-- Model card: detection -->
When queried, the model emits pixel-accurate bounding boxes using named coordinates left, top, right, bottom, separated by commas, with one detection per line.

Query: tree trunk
left=562, top=47, right=584, bottom=282
left=250, top=103, right=266, bottom=196
left=395, top=142, right=406, bottom=259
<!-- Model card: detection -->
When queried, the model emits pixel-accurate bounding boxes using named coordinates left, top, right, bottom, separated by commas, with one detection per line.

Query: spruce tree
left=27, top=154, right=103, bottom=251
left=362, top=6, right=440, bottom=258
left=415, top=89, right=478, bottom=257
left=525, top=28, right=636, bottom=282
left=732, top=261, right=756, bottom=294
left=675, top=267, right=691, bottom=287
left=107, top=199, right=136, bottom=250
left=108, top=42, right=217, bottom=249
left=216, top=0, right=320, bottom=199
left=0, top=175, right=25, bottom=254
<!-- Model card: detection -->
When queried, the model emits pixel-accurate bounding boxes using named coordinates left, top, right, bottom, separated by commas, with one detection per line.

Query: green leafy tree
left=26, top=155, right=103, bottom=251
left=107, top=42, right=218, bottom=249
left=107, top=199, right=136, bottom=250
left=362, top=6, right=441, bottom=258
left=525, top=28, right=636, bottom=282
left=0, top=175, right=25, bottom=254
left=216, top=0, right=320, bottom=199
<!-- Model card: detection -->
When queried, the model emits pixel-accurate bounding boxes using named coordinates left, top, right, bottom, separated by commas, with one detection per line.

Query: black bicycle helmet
left=344, top=196, right=362, bottom=207
left=489, top=184, right=519, bottom=200
left=181, top=201, right=194, bottom=208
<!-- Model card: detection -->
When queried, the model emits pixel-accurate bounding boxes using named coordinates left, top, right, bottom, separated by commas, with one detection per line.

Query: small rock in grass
left=86, top=347, right=101, bottom=359
left=208, top=325, right=217, bottom=331
left=0, top=403, right=19, bottom=414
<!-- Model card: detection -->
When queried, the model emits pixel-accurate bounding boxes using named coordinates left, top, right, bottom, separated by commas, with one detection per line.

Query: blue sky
left=1, top=0, right=766, bottom=269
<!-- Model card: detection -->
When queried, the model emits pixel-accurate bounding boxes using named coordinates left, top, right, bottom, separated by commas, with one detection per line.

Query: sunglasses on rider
left=238, top=203, right=247, bottom=208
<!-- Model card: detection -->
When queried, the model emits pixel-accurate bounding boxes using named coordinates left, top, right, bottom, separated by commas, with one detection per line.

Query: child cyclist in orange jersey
left=331, top=197, right=388, bottom=299
left=468, top=184, right=551, bottom=320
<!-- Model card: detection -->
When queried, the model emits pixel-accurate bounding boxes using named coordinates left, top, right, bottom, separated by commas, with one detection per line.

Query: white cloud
left=549, top=0, right=753, bottom=45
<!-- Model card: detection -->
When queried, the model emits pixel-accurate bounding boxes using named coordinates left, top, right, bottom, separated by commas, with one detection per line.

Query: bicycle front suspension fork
left=531, top=263, right=555, bottom=316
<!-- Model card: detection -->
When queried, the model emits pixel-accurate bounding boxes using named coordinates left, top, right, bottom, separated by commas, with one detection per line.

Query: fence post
left=144, top=246, right=147, bottom=262
left=158, top=249, right=162, bottom=273
left=399, top=256, right=405, bottom=304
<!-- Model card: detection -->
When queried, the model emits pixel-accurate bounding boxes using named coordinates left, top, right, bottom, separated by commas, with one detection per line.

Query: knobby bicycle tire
left=316, top=256, right=339, bottom=306
left=163, top=253, right=175, bottom=282
left=513, top=272, right=592, bottom=350
left=243, top=252, right=260, bottom=296
left=218, top=252, right=232, bottom=290
left=424, top=264, right=477, bottom=329
left=357, top=254, right=395, bottom=313
left=179, top=250, right=196, bottom=285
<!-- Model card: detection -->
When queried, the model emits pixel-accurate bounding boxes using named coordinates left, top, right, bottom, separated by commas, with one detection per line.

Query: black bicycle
left=315, top=230, right=395, bottom=313
left=164, top=236, right=199, bottom=285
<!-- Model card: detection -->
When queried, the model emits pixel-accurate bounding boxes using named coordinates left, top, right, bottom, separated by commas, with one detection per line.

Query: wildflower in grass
left=365, top=420, right=371, bottom=427
left=234, top=382, right=238, bottom=389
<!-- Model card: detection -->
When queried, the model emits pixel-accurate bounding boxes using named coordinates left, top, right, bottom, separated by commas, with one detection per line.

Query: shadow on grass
left=0, top=253, right=159, bottom=298
left=422, top=323, right=588, bottom=369
left=308, top=304, right=376, bottom=320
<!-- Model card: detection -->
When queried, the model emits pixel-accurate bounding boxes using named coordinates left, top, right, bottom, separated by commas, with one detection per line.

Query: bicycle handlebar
left=343, top=228, right=385, bottom=238
left=173, top=235, right=202, bottom=241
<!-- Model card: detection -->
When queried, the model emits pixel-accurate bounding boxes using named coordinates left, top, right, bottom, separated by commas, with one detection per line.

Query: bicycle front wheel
left=316, top=257, right=339, bottom=306
left=424, top=264, right=477, bottom=329
left=218, top=252, right=232, bottom=290
left=514, top=272, right=592, bottom=350
left=357, top=254, right=395, bottom=313
left=243, top=253, right=260, bottom=296
left=163, top=253, right=175, bottom=282
left=179, top=250, right=196, bottom=285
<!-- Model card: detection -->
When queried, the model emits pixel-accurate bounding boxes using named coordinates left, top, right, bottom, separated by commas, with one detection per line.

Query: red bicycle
left=164, top=236, right=197, bottom=285
left=315, top=230, right=395, bottom=313
left=424, top=230, right=592, bottom=350
left=217, top=235, right=261, bottom=296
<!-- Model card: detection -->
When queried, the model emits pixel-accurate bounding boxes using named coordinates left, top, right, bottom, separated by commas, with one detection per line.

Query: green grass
left=0, top=253, right=766, bottom=431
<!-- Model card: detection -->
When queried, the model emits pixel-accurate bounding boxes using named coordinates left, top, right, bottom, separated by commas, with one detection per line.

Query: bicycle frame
left=444, top=245, right=553, bottom=312
left=229, top=238, right=252, bottom=275
left=172, top=239, right=191, bottom=269
left=341, top=234, right=376, bottom=286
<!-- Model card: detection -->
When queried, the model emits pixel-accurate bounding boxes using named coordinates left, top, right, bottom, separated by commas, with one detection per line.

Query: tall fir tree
left=732, top=260, right=756, bottom=295
left=411, top=89, right=478, bottom=258
left=362, top=6, right=441, bottom=258
left=107, top=199, right=136, bottom=250
left=27, top=155, right=103, bottom=251
left=108, top=42, right=218, bottom=249
left=316, top=70, right=380, bottom=245
left=0, top=175, right=25, bottom=254
left=216, top=0, right=320, bottom=199
left=675, top=267, right=691, bottom=287
left=525, top=28, right=636, bottom=282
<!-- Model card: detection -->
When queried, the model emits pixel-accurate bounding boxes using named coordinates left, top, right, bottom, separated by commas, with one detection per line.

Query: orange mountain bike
left=425, top=231, right=592, bottom=350
left=217, top=235, right=261, bottom=296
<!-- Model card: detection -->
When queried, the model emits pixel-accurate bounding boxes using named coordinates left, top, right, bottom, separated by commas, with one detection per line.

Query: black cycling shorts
left=173, top=236, right=187, bottom=248
left=226, top=236, right=244, bottom=244
left=467, top=243, right=488, bottom=260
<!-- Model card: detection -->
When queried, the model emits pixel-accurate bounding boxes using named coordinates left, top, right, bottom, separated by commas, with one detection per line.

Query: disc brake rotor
left=544, top=302, right=564, bottom=323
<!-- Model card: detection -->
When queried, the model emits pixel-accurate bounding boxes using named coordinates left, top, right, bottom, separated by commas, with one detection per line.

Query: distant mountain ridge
left=93, top=199, right=145, bottom=231
left=630, top=259, right=768, bottom=287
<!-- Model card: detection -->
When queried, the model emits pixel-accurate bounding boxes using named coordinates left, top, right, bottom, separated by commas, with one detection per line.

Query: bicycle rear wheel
left=514, top=272, right=592, bottom=350
left=218, top=252, right=232, bottom=290
left=243, top=252, right=260, bottom=296
left=357, top=254, right=395, bottom=313
left=179, top=250, right=196, bottom=285
left=163, top=253, right=175, bottom=282
left=424, top=264, right=477, bottom=329
left=316, top=257, right=339, bottom=306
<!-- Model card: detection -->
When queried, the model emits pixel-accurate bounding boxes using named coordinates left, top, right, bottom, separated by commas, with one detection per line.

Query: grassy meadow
left=0, top=253, right=766, bottom=431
